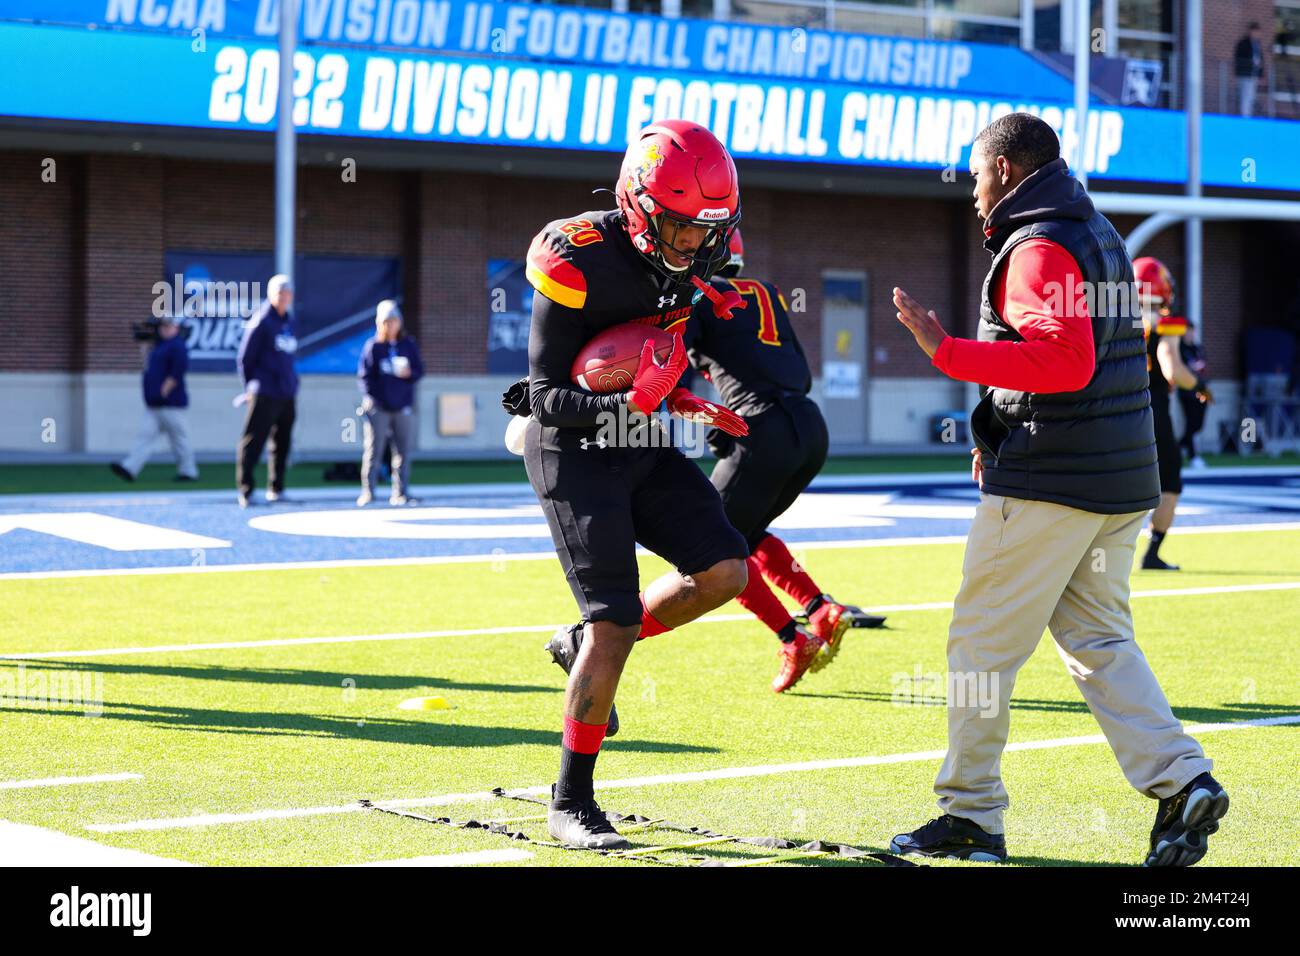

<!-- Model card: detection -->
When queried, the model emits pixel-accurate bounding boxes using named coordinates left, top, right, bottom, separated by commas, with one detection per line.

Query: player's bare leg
left=1144, top=492, right=1180, bottom=570
left=640, top=557, right=748, bottom=629
left=565, top=621, right=638, bottom=725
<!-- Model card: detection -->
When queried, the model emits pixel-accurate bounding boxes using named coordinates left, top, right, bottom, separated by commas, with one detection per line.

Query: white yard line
left=2, top=521, right=1298, bottom=583
left=346, top=849, right=534, bottom=867
left=5, top=581, right=1296, bottom=662
left=0, top=820, right=192, bottom=866
left=0, top=772, right=141, bottom=790
left=86, top=714, right=1300, bottom=834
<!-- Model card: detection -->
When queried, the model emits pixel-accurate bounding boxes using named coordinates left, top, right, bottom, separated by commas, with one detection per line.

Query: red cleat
left=771, top=627, right=826, bottom=693
left=805, top=599, right=851, bottom=674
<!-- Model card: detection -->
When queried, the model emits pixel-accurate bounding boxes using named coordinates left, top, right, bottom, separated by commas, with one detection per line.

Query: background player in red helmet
left=513, top=121, right=750, bottom=850
left=678, top=230, right=886, bottom=694
left=1134, top=256, right=1214, bottom=570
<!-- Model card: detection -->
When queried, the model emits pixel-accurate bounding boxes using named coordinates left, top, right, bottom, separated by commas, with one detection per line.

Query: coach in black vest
left=886, top=113, right=1225, bottom=867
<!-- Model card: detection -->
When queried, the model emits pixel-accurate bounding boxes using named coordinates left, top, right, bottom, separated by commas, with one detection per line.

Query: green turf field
left=4, top=452, right=1296, bottom=495
left=1, top=528, right=1296, bottom=867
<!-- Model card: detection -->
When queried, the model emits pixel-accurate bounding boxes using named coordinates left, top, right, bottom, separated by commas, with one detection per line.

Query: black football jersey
left=524, top=209, right=702, bottom=433
left=683, top=278, right=812, bottom=417
left=527, top=208, right=699, bottom=337
left=1142, top=312, right=1187, bottom=415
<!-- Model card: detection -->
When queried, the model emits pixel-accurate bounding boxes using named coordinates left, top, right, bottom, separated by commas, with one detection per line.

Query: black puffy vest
left=973, top=158, right=1160, bottom=515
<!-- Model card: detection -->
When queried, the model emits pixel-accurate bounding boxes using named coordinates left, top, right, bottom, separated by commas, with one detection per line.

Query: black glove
left=706, top=427, right=735, bottom=460
left=501, top=377, right=531, bottom=417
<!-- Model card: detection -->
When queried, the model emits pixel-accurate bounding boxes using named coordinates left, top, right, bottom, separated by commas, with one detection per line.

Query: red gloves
left=666, top=387, right=748, bottom=437
left=625, top=332, right=688, bottom=415
left=691, top=276, right=744, bottom=320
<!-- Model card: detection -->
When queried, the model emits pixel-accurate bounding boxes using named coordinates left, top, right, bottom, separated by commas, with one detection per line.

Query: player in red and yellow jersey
left=511, top=121, right=750, bottom=850
left=681, top=231, right=887, bottom=693
left=1134, top=257, right=1214, bottom=570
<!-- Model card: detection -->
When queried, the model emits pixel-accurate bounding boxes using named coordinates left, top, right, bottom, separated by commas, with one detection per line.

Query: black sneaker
left=838, top=602, right=887, bottom=629
left=1142, top=554, right=1180, bottom=571
left=889, top=814, right=1008, bottom=862
left=547, top=790, right=630, bottom=851
left=110, top=463, right=134, bottom=483
left=173, top=474, right=198, bottom=482
left=544, top=623, right=619, bottom=737
left=1145, top=772, right=1229, bottom=867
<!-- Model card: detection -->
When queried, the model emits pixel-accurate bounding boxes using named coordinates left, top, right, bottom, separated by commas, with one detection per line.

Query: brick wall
left=0, top=151, right=79, bottom=371
left=0, top=148, right=1256, bottom=385
left=84, top=154, right=165, bottom=373
left=413, top=170, right=967, bottom=377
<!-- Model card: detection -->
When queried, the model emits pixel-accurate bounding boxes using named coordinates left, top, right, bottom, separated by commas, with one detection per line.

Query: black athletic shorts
left=1153, top=403, right=1183, bottom=494
left=709, top=395, right=829, bottom=551
left=524, top=418, right=748, bottom=627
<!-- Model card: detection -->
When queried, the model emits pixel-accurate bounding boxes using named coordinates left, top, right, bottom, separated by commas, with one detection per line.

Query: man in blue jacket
left=112, top=315, right=198, bottom=482
left=357, top=299, right=424, bottom=506
left=236, top=274, right=299, bottom=507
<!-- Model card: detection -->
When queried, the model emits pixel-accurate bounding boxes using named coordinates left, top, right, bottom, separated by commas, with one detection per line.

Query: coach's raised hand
left=892, top=287, right=949, bottom=359
left=625, top=331, right=688, bottom=415
left=666, top=387, right=748, bottom=437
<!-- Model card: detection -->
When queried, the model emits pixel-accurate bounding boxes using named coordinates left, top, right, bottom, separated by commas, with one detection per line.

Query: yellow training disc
left=398, top=696, right=453, bottom=711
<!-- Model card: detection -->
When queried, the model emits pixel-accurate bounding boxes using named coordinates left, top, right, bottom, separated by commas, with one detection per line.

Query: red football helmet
left=717, top=228, right=744, bottom=278
left=616, top=120, right=741, bottom=284
left=1133, top=256, right=1175, bottom=311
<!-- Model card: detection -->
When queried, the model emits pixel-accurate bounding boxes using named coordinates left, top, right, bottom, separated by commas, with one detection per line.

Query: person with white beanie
left=356, top=299, right=424, bottom=506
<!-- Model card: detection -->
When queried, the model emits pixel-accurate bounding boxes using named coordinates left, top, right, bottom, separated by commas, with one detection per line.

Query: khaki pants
left=935, top=494, right=1211, bottom=833
left=120, top=407, right=198, bottom=479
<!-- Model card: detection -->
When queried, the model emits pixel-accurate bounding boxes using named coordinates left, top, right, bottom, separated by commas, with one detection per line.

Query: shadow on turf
left=785, top=689, right=1300, bottom=724
left=11, top=659, right=557, bottom=695
left=0, top=698, right=719, bottom=753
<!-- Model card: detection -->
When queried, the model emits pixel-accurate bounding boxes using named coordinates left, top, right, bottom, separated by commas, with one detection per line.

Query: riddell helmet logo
left=697, top=208, right=730, bottom=221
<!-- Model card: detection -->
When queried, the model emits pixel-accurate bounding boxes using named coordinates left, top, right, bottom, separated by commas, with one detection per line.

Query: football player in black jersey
left=682, top=230, right=886, bottom=694
left=1134, top=257, right=1213, bottom=571
left=513, top=121, right=752, bottom=850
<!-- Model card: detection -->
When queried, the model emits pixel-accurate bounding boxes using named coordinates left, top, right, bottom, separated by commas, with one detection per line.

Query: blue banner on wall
left=486, top=258, right=532, bottom=377
left=5, top=22, right=1300, bottom=190
left=3, top=0, right=1074, bottom=100
left=162, top=251, right=400, bottom=373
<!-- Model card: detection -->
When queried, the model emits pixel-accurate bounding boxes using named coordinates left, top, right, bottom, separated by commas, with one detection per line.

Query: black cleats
left=1142, top=554, right=1181, bottom=571
left=544, top=623, right=619, bottom=736
left=547, top=791, right=630, bottom=851
left=1145, top=772, right=1229, bottom=867
left=840, top=602, right=887, bottom=628
left=110, top=463, right=134, bottom=482
left=889, top=814, right=1008, bottom=863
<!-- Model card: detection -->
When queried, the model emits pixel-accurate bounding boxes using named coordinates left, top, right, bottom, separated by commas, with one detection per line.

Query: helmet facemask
left=645, top=204, right=741, bottom=284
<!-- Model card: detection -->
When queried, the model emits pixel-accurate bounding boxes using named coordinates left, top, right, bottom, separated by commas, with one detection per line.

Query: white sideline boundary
left=2, top=520, right=1298, bottom=583
left=85, top=714, right=1300, bottom=834
left=0, top=820, right=191, bottom=866
left=4, top=581, right=1298, bottom=662
left=0, top=772, right=141, bottom=790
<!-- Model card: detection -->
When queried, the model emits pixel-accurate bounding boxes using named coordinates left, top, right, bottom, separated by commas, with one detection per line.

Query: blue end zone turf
left=1, top=469, right=1298, bottom=576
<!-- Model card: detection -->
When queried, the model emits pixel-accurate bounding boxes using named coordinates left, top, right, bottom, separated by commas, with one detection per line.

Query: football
left=570, top=322, right=675, bottom=393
